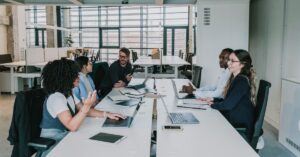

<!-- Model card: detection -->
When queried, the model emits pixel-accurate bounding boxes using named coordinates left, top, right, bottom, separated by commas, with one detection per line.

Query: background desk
left=155, top=79, right=259, bottom=157
left=133, top=56, right=189, bottom=78
left=47, top=80, right=154, bottom=157
left=0, top=61, right=47, bottom=94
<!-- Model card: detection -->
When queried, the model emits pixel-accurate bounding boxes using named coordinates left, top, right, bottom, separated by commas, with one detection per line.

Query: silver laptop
left=172, top=80, right=195, bottom=99
left=102, top=100, right=142, bottom=127
left=127, top=77, right=149, bottom=90
left=160, top=96, right=199, bottom=124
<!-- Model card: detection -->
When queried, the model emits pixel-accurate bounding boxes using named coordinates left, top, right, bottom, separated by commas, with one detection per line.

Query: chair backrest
left=192, top=65, right=202, bottom=88
left=132, top=51, right=138, bottom=62
left=8, top=88, right=47, bottom=157
left=0, top=54, right=12, bottom=64
left=251, top=80, right=271, bottom=149
left=90, top=62, right=109, bottom=92
left=0, top=54, right=12, bottom=71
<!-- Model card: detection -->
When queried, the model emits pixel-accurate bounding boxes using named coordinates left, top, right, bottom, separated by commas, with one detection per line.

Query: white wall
left=0, top=6, right=7, bottom=54
left=282, top=0, right=300, bottom=82
left=249, top=0, right=285, bottom=129
left=250, top=0, right=300, bottom=155
left=196, top=0, right=249, bottom=86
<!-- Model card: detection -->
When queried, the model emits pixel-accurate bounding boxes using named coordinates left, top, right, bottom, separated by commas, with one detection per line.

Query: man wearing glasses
left=100, top=47, right=133, bottom=96
left=181, top=48, right=233, bottom=98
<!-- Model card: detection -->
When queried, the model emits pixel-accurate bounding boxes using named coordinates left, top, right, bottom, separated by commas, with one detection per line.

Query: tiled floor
left=0, top=93, right=296, bottom=157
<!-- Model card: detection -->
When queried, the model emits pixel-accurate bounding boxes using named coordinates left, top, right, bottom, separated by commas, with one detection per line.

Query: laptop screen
left=160, top=96, right=170, bottom=115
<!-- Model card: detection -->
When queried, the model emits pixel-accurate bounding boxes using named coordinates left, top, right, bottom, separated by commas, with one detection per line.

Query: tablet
left=89, top=132, right=126, bottom=143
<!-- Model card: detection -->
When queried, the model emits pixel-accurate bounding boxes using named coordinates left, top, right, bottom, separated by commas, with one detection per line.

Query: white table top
left=133, top=56, right=189, bottom=66
left=0, top=61, right=47, bottom=67
left=46, top=78, right=258, bottom=157
left=155, top=79, right=259, bottom=157
left=47, top=79, right=154, bottom=157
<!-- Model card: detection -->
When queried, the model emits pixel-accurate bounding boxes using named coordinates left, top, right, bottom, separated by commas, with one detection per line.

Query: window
left=25, top=5, right=195, bottom=61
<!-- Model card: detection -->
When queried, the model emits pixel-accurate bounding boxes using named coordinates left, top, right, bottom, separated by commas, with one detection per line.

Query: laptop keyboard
left=170, top=113, right=188, bottom=123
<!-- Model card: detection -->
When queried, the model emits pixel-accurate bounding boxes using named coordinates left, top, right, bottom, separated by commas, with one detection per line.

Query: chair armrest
left=28, top=137, right=56, bottom=151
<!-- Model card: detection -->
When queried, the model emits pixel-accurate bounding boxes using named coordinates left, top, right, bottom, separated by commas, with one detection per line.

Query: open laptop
left=160, top=96, right=199, bottom=124
left=172, top=79, right=195, bottom=99
left=102, top=99, right=142, bottom=127
left=126, top=77, right=149, bottom=90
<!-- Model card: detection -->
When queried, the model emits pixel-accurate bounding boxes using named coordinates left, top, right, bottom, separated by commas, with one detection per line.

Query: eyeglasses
left=228, top=59, right=240, bottom=63
left=119, top=55, right=127, bottom=59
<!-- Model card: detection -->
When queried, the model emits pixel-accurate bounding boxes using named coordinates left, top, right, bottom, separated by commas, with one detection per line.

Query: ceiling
left=0, top=0, right=197, bottom=5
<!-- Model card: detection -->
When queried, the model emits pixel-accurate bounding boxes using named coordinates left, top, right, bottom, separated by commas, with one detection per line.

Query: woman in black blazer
left=204, top=49, right=256, bottom=142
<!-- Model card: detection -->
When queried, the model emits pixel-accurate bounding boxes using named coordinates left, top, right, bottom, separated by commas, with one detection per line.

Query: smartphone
left=130, top=67, right=136, bottom=75
left=162, top=125, right=183, bottom=130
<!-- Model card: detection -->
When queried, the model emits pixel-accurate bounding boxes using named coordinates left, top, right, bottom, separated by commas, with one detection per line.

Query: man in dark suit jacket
left=100, top=47, right=133, bottom=96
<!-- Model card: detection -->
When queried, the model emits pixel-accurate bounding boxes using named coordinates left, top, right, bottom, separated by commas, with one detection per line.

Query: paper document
left=177, top=103, right=208, bottom=110
left=182, top=99, right=208, bottom=105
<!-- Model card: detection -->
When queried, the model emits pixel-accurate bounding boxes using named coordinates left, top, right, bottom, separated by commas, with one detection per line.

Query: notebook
left=90, top=132, right=126, bottom=144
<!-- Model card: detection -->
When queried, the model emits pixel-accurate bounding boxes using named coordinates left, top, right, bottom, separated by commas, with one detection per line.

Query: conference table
left=0, top=61, right=47, bottom=94
left=155, top=79, right=259, bottom=157
left=133, top=56, right=189, bottom=78
left=46, top=78, right=259, bottom=157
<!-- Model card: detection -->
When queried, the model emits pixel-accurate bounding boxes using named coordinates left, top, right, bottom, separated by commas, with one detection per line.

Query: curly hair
left=42, top=59, right=80, bottom=97
left=223, top=49, right=257, bottom=105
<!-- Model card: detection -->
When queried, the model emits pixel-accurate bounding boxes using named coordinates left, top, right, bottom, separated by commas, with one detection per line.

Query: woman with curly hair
left=202, top=49, right=256, bottom=142
left=40, top=59, right=125, bottom=155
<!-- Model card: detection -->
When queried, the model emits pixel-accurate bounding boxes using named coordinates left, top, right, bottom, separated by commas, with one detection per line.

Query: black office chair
left=0, top=54, right=12, bottom=72
left=236, top=80, right=271, bottom=152
left=131, top=50, right=144, bottom=73
left=8, top=88, right=55, bottom=157
left=191, top=65, right=202, bottom=88
left=89, top=62, right=109, bottom=96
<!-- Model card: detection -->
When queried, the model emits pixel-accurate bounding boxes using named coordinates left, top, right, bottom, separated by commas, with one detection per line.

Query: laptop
left=172, top=80, right=195, bottom=99
left=126, top=77, right=149, bottom=90
left=160, top=96, right=199, bottom=124
left=102, top=99, right=142, bottom=127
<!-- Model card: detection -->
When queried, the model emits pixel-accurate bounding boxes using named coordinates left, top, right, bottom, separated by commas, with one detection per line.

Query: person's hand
left=81, top=91, right=97, bottom=113
left=107, top=112, right=127, bottom=120
left=199, top=97, right=213, bottom=105
left=126, top=74, right=132, bottom=82
left=114, top=80, right=126, bottom=88
left=181, top=83, right=195, bottom=94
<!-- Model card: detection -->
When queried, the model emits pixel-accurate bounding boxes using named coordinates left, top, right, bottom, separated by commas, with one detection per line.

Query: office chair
left=131, top=50, right=144, bottom=73
left=236, top=80, right=271, bottom=152
left=0, top=54, right=12, bottom=72
left=191, top=65, right=202, bottom=88
left=90, top=62, right=109, bottom=95
left=8, top=88, right=55, bottom=157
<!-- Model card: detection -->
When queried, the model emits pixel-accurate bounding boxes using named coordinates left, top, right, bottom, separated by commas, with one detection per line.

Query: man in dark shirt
left=100, top=47, right=132, bottom=96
